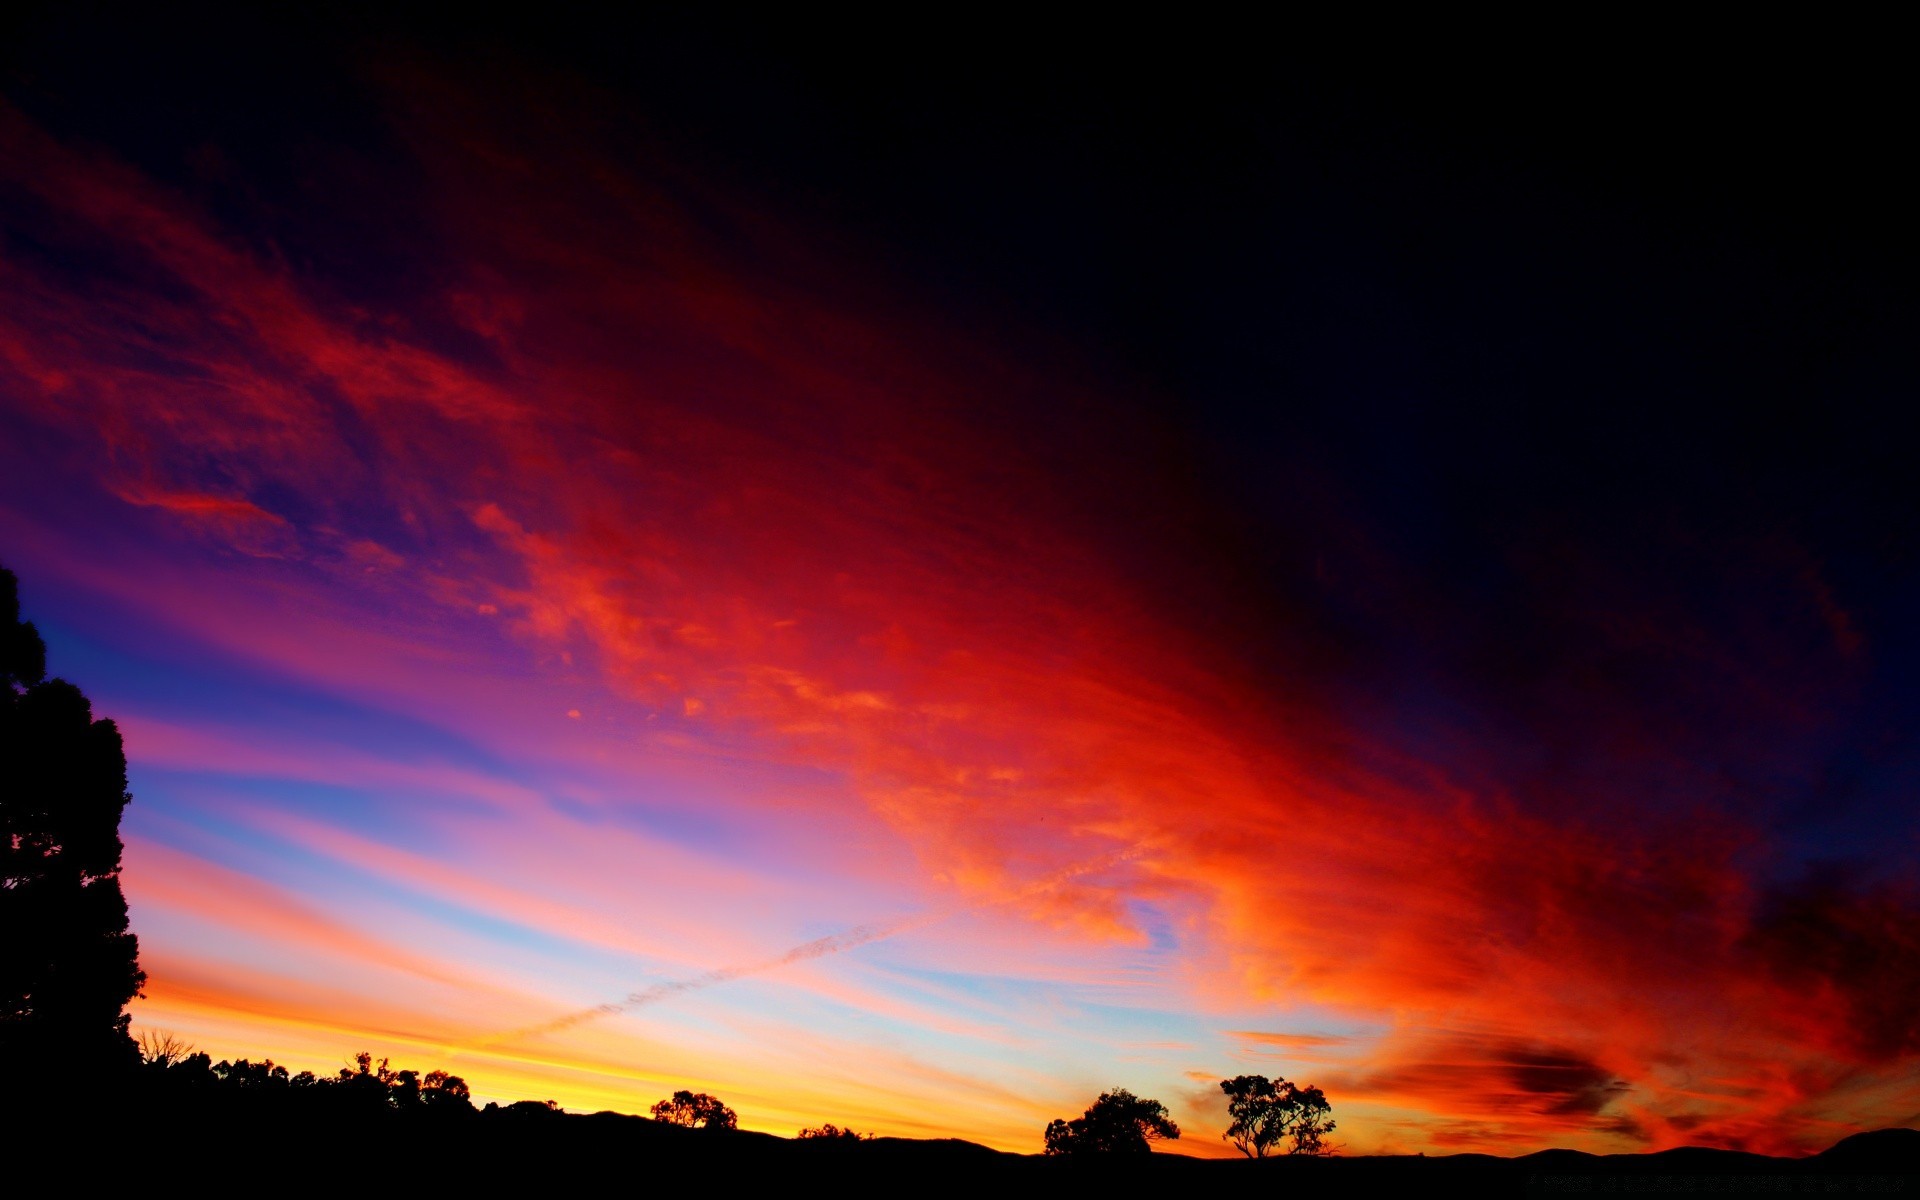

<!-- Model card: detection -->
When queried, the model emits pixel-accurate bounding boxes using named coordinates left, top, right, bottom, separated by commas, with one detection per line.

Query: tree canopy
left=0, top=565, right=145, bottom=1085
left=1220, top=1074, right=1336, bottom=1157
left=1043, top=1088, right=1180, bottom=1156
left=650, top=1090, right=737, bottom=1130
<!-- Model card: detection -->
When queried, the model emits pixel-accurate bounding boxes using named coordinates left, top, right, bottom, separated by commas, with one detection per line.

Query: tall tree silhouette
left=1220, top=1074, right=1337, bottom=1157
left=0, top=566, right=145, bottom=1086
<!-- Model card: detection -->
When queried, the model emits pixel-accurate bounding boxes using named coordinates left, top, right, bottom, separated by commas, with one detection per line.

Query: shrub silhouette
left=798, top=1122, right=869, bottom=1141
left=0, top=565, right=145, bottom=1088
left=1220, top=1074, right=1336, bottom=1156
left=1043, top=1088, right=1180, bottom=1156
left=651, top=1089, right=737, bottom=1130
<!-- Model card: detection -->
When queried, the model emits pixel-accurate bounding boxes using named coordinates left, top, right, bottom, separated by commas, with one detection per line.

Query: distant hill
left=1814, top=1127, right=1920, bottom=1167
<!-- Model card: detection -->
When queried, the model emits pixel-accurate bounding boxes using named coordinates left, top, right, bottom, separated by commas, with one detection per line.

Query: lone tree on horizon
left=1220, top=1074, right=1337, bottom=1157
left=1043, top=1088, right=1180, bottom=1156
left=650, top=1089, right=737, bottom=1130
left=0, top=565, right=146, bottom=1088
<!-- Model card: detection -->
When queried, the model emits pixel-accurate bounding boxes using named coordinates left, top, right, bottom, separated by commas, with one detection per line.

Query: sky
left=3, top=11, right=1918, bottom=1156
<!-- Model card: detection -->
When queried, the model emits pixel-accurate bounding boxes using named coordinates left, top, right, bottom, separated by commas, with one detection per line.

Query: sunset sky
left=3, top=13, right=1916, bottom=1156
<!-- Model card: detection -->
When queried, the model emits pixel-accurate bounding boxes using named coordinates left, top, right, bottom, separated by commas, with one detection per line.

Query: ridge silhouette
left=19, top=1046, right=1919, bottom=1194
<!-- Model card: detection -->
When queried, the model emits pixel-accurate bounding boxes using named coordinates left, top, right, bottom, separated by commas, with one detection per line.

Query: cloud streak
left=464, top=846, right=1149, bottom=1049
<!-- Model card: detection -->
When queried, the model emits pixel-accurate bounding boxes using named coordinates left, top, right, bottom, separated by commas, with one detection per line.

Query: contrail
left=453, top=844, right=1146, bottom=1054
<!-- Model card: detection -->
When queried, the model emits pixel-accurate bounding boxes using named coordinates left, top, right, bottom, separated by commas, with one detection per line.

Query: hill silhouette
left=1814, top=1128, right=1920, bottom=1169
left=7, top=1073, right=1913, bottom=1193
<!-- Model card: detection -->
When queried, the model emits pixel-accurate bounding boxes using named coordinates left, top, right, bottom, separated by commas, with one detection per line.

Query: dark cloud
left=1743, top=868, right=1920, bottom=1061
left=1502, top=1048, right=1630, bottom=1117
left=1339, top=1036, right=1630, bottom=1125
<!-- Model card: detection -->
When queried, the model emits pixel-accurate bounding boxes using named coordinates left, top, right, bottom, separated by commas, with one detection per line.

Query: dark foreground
left=11, top=1098, right=1916, bottom=1196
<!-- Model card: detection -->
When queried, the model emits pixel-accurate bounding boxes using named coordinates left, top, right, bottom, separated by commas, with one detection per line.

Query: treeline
left=135, top=1039, right=485, bottom=1116
left=129, top=1032, right=1335, bottom=1161
left=131, top=1036, right=875, bottom=1140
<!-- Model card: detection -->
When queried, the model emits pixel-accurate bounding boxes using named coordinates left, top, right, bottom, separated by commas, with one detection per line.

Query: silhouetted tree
left=318, top=1050, right=474, bottom=1113
left=650, top=1089, right=737, bottom=1130
left=137, top=1028, right=194, bottom=1069
left=421, top=1069, right=475, bottom=1113
left=798, top=1122, right=869, bottom=1141
left=160, top=1051, right=217, bottom=1090
left=0, top=566, right=145, bottom=1086
left=1285, top=1083, right=1336, bottom=1155
left=214, top=1057, right=293, bottom=1089
left=1220, top=1074, right=1336, bottom=1157
left=1042, top=1088, right=1180, bottom=1156
left=338, top=1051, right=399, bottom=1110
